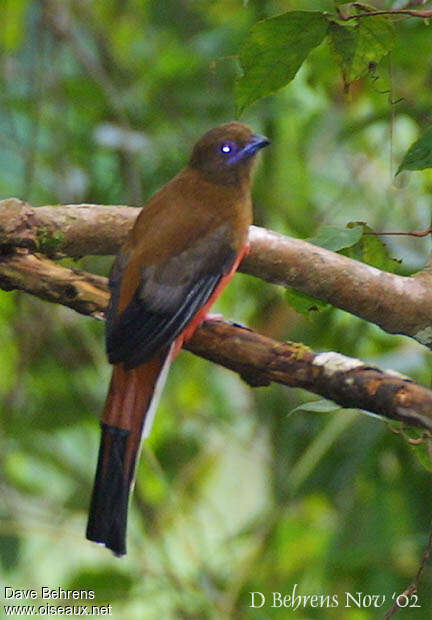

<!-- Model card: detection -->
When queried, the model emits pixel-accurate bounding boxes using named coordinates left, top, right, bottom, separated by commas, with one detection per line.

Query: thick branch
left=0, top=249, right=108, bottom=318
left=0, top=198, right=137, bottom=257
left=245, top=228, right=432, bottom=347
left=2, top=199, right=432, bottom=347
left=1, top=248, right=432, bottom=432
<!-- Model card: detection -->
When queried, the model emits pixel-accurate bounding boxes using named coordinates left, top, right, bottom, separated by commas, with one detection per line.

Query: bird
left=86, top=121, right=270, bottom=556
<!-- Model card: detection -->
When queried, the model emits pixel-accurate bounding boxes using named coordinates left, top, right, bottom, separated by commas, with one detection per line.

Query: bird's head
left=189, top=122, right=270, bottom=185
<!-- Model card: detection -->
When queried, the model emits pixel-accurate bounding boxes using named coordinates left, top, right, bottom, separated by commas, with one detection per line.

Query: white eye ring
left=221, top=144, right=232, bottom=154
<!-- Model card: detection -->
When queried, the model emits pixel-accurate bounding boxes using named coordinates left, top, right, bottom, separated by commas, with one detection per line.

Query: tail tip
left=86, top=528, right=127, bottom=557
left=86, top=423, right=131, bottom=557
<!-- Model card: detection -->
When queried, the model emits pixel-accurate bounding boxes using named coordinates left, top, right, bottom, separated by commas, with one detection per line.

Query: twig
left=382, top=516, right=432, bottom=618
left=336, top=5, right=432, bottom=20
left=364, top=227, right=432, bottom=237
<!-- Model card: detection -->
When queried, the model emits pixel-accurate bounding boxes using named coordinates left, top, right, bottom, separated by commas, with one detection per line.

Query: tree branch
left=335, top=4, right=432, bottom=20
left=0, top=249, right=108, bottom=319
left=0, top=198, right=136, bottom=258
left=1, top=246, right=432, bottom=432
left=2, top=198, right=432, bottom=348
left=245, top=227, right=432, bottom=348
left=188, top=322, right=432, bottom=432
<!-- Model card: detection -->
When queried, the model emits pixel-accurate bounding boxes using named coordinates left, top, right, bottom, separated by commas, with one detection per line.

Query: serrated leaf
left=290, top=399, right=341, bottom=415
left=307, top=225, right=363, bottom=252
left=285, top=288, right=329, bottom=316
left=235, top=11, right=328, bottom=115
left=397, top=126, right=432, bottom=174
left=329, top=16, right=394, bottom=86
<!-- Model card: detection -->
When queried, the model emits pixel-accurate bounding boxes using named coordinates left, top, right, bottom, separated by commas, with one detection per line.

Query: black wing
left=106, top=223, right=236, bottom=369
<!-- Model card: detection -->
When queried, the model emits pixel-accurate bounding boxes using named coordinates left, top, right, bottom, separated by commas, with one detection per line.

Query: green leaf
left=328, top=16, right=394, bottom=85
left=290, top=399, right=341, bottom=415
left=389, top=425, right=432, bottom=472
left=307, top=224, right=363, bottom=252
left=285, top=289, right=328, bottom=316
left=343, top=222, right=401, bottom=273
left=409, top=435, right=432, bottom=472
left=397, top=126, right=432, bottom=174
left=235, top=11, right=329, bottom=115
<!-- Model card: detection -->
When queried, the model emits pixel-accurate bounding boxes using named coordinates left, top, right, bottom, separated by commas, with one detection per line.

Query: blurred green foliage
left=1, top=0, right=432, bottom=618
left=398, top=125, right=432, bottom=174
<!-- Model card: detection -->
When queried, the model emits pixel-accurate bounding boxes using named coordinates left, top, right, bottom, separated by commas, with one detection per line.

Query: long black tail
left=86, top=423, right=134, bottom=556
left=86, top=356, right=171, bottom=556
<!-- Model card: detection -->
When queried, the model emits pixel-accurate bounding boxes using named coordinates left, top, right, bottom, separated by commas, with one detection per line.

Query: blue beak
left=228, top=133, right=270, bottom=164
left=248, top=134, right=271, bottom=152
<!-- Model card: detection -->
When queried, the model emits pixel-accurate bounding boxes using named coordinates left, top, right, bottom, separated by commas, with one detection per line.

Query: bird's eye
left=220, top=143, right=232, bottom=154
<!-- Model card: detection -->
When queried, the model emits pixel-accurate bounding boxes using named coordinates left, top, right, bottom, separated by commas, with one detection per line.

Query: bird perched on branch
left=86, top=122, right=270, bottom=555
